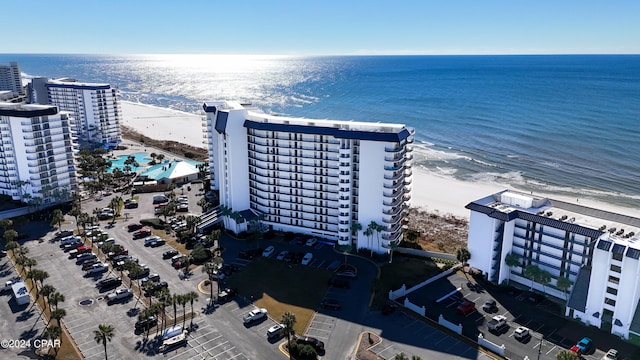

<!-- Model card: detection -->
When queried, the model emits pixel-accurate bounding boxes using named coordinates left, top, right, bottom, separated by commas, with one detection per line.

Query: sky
left=3, top=0, right=639, bottom=55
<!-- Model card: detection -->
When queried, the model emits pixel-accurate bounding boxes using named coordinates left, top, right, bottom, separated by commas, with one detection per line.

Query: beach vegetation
left=556, top=276, right=571, bottom=300
left=93, top=323, right=115, bottom=360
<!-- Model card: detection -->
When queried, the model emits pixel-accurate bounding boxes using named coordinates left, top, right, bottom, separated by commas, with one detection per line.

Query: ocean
left=2, top=54, right=639, bottom=208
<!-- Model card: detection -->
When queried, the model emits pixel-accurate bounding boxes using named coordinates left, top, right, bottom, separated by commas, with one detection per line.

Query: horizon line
left=3, top=52, right=640, bottom=57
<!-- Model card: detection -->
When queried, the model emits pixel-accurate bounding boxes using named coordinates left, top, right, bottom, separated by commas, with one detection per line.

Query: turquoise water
left=107, top=152, right=151, bottom=172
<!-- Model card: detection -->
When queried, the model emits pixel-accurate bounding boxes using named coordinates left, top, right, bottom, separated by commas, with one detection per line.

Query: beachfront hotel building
left=31, top=78, right=122, bottom=147
left=466, top=190, right=640, bottom=340
left=0, top=62, right=24, bottom=97
left=0, top=102, right=78, bottom=203
left=202, top=101, right=414, bottom=253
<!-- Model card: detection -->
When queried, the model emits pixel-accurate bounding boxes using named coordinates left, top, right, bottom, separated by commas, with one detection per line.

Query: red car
left=76, top=245, right=92, bottom=254
left=456, top=300, right=475, bottom=315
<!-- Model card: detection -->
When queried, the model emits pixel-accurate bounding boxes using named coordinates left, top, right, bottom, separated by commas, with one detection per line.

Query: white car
left=305, top=238, right=317, bottom=247
left=602, top=349, right=618, bottom=360
left=106, top=288, right=133, bottom=302
left=85, top=263, right=109, bottom=275
left=267, top=323, right=286, bottom=339
left=243, top=308, right=268, bottom=324
left=301, top=252, right=314, bottom=265
left=262, top=246, right=275, bottom=258
left=513, top=326, right=530, bottom=341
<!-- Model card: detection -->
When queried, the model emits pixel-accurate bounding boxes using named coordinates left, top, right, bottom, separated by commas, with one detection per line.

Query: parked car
left=296, top=336, right=324, bottom=352
left=305, top=238, right=318, bottom=247
left=144, top=236, right=162, bottom=246
left=571, top=337, right=593, bottom=356
left=176, top=203, right=189, bottom=212
left=267, top=324, right=286, bottom=340
left=262, top=246, right=275, bottom=258
left=482, top=299, right=497, bottom=312
left=217, top=288, right=237, bottom=303
left=96, top=277, right=122, bottom=290
left=106, top=288, right=133, bottom=303
left=514, top=326, right=530, bottom=341
left=282, top=252, right=294, bottom=263
left=328, top=277, right=350, bottom=288
left=75, top=252, right=96, bottom=264
left=81, top=259, right=100, bottom=270
left=276, top=250, right=289, bottom=261
left=162, top=249, right=179, bottom=259
left=220, top=264, right=239, bottom=276
left=243, top=308, right=268, bottom=325
left=141, top=274, right=161, bottom=286
left=135, top=315, right=157, bottom=332
left=127, top=223, right=143, bottom=232
left=319, top=298, right=341, bottom=310
left=456, top=300, right=475, bottom=315
left=238, top=248, right=263, bottom=260
left=124, top=200, right=139, bottom=209
left=301, top=252, right=313, bottom=265
left=133, top=228, right=152, bottom=239
left=85, top=263, right=109, bottom=275
left=55, top=230, right=74, bottom=239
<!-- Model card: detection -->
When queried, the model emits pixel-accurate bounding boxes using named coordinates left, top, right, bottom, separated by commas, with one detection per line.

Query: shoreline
left=120, top=101, right=638, bottom=219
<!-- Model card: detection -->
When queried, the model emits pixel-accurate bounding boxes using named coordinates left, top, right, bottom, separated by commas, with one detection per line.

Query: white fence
left=403, top=298, right=426, bottom=317
left=438, top=315, right=462, bottom=335
left=478, top=333, right=505, bottom=356
left=394, top=247, right=457, bottom=261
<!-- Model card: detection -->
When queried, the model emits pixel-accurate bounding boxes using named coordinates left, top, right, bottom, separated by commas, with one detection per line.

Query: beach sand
left=120, top=101, right=637, bottom=219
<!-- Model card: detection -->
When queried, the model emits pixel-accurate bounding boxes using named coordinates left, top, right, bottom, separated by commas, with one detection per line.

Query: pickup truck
left=487, top=315, right=508, bottom=331
left=243, top=308, right=268, bottom=325
left=106, top=288, right=133, bottom=303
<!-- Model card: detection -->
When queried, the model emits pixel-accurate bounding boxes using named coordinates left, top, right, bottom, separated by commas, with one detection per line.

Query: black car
left=319, top=298, right=341, bottom=310
left=328, top=277, right=350, bottom=289
left=124, top=200, right=138, bottom=209
left=220, top=264, right=239, bottom=276
left=149, top=239, right=166, bottom=247
left=238, top=248, right=263, bottom=260
left=96, top=277, right=122, bottom=289
left=217, top=287, right=237, bottom=302
left=76, top=254, right=98, bottom=265
left=282, top=252, right=294, bottom=263
left=296, top=336, right=325, bottom=352
left=127, top=223, right=143, bottom=232
left=162, top=249, right=179, bottom=259
left=134, top=315, right=157, bottom=332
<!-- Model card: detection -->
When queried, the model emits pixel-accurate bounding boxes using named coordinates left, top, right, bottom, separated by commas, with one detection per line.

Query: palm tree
left=456, top=247, right=471, bottom=265
left=42, top=325, right=62, bottom=356
left=4, top=240, right=18, bottom=256
left=93, top=323, right=115, bottom=360
left=50, top=209, right=65, bottom=230
left=171, top=294, right=180, bottom=327
left=537, top=269, right=552, bottom=294
left=523, top=264, right=540, bottom=290
left=185, top=291, right=199, bottom=329
left=202, top=258, right=223, bottom=303
left=394, top=354, right=409, bottom=360
left=556, top=276, right=572, bottom=301
left=504, top=252, right=521, bottom=285
left=0, top=218, right=13, bottom=231
left=49, top=292, right=65, bottom=312
left=3, top=229, right=18, bottom=243
left=40, top=284, right=55, bottom=312
left=281, top=312, right=296, bottom=359
left=49, top=308, right=66, bottom=327
left=178, top=294, right=188, bottom=329
left=363, top=227, right=373, bottom=256
left=350, top=221, right=362, bottom=248
left=27, top=269, right=49, bottom=300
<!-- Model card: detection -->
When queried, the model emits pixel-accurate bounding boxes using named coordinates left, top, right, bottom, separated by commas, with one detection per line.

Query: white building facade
left=46, top=79, right=121, bottom=147
left=0, top=103, right=78, bottom=203
left=0, top=62, right=23, bottom=97
left=467, top=190, right=640, bottom=340
left=203, top=101, right=413, bottom=253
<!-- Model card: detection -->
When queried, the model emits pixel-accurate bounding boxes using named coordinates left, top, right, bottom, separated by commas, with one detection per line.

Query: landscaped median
left=227, top=259, right=333, bottom=335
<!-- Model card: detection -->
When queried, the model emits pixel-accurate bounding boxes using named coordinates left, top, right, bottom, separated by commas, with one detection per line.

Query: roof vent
left=599, top=225, right=607, bottom=231
left=560, top=215, right=568, bottom=221
left=546, top=211, right=553, bottom=217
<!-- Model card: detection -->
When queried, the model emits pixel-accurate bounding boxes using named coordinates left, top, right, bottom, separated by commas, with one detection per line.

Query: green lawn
left=373, top=255, right=443, bottom=308
left=227, top=259, right=332, bottom=335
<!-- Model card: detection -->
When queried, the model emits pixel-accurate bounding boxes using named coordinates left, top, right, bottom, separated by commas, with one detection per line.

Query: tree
left=350, top=222, right=362, bottom=248
left=190, top=243, right=209, bottom=264
left=363, top=227, right=373, bottom=256
left=3, top=229, right=18, bottom=243
left=42, top=325, right=62, bottom=356
left=40, top=284, right=55, bottom=312
left=556, top=349, right=579, bottom=360
left=556, top=276, right=572, bottom=301
left=178, top=294, right=188, bottom=329
left=504, top=252, right=521, bottom=285
left=49, top=291, right=65, bottom=312
left=537, top=269, right=552, bottom=293
left=202, top=257, right=224, bottom=303
left=281, top=312, right=297, bottom=360
left=171, top=294, right=180, bottom=327
left=4, top=240, right=18, bottom=256
left=456, top=248, right=471, bottom=264
left=0, top=219, right=13, bottom=231
left=49, top=308, right=66, bottom=327
left=185, top=291, right=199, bottom=329
left=523, top=264, right=540, bottom=290
left=93, top=323, right=115, bottom=360
left=50, top=209, right=65, bottom=229
left=394, top=354, right=409, bottom=360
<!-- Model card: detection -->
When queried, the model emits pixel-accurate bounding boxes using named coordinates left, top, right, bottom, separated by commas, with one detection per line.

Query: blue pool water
left=107, top=152, right=151, bottom=172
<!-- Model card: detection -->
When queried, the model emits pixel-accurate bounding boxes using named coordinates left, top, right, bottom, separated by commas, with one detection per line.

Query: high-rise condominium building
left=203, top=101, right=414, bottom=254
left=45, top=78, right=121, bottom=147
left=0, top=103, right=78, bottom=203
left=467, top=190, right=640, bottom=340
left=0, top=62, right=23, bottom=97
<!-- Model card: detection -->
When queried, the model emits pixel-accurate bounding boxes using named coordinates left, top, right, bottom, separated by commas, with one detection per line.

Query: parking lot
left=406, top=272, right=637, bottom=360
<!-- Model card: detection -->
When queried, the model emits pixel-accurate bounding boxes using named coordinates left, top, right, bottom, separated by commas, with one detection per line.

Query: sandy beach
left=120, top=101, right=637, bottom=219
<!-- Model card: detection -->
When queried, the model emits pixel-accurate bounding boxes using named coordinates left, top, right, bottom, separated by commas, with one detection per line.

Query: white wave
left=435, top=167, right=458, bottom=176
left=469, top=171, right=526, bottom=185
left=411, top=144, right=467, bottom=161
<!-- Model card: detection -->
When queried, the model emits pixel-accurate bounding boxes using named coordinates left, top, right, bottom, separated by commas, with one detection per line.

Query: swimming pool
left=107, top=152, right=152, bottom=172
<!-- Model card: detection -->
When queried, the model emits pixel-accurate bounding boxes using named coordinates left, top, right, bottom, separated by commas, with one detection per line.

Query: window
left=606, top=287, right=618, bottom=296
left=612, top=252, right=623, bottom=261
left=608, top=276, right=620, bottom=284
left=604, top=298, right=616, bottom=306
left=610, top=264, right=622, bottom=273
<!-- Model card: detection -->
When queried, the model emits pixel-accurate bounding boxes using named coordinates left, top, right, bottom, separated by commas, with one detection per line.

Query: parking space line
left=470, top=295, right=481, bottom=302
left=546, top=345, right=557, bottom=355
left=307, top=326, right=332, bottom=333
left=211, top=346, right=236, bottom=358
left=315, top=260, right=325, bottom=269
